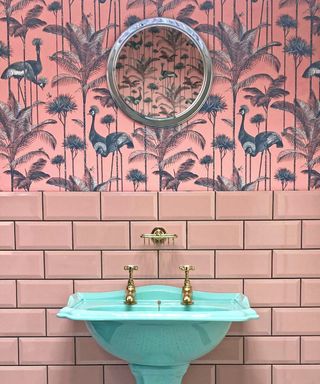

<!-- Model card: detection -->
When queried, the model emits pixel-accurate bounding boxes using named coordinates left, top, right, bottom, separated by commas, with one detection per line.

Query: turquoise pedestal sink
left=58, top=285, right=258, bottom=384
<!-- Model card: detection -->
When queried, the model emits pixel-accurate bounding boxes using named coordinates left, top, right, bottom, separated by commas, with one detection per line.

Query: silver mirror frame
left=107, top=17, right=213, bottom=128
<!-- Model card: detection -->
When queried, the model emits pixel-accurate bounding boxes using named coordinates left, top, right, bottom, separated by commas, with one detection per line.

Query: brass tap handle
left=179, top=265, right=195, bottom=305
left=124, top=265, right=139, bottom=277
left=124, top=265, right=138, bottom=305
left=179, top=265, right=195, bottom=278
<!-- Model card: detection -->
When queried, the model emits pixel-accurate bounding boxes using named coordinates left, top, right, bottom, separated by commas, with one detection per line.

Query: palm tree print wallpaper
left=0, top=0, right=319, bottom=192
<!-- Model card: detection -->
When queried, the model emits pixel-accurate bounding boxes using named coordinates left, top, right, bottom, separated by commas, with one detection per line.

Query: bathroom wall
left=0, top=1, right=319, bottom=192
left=0, top=191, right=320, bottom=383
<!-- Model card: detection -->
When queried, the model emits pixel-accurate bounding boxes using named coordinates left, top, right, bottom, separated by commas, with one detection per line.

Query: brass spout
left=124, top=265, right=138, bottom=305
left=179, top=265, right=195, bottom=305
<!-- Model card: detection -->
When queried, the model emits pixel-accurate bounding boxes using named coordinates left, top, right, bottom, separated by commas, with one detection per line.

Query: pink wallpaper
left=0, top=0, right=319, bottom=192
left=0, top=191, right=320, bottom=384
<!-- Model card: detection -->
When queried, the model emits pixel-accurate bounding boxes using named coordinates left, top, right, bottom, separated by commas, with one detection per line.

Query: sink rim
left=57, top=285, right=259, bottom=322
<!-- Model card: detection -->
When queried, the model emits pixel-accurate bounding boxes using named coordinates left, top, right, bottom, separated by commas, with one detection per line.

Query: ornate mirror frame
left=107, top=17, right=213, bottom=128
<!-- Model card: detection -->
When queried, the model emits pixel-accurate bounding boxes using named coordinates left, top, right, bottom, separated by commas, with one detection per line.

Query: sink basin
left=58, top=285, right=258, bottom=384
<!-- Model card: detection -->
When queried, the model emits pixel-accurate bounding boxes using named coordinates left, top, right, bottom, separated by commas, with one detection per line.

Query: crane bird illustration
left=1, top=62, right=46, bottom=104
left=238, top=105, right=256, bottom=183
left=303, top=61, right=320, bottom=80
left=238, top=106, right=283, bottom=190
left=88, top=106, right=108, bottom=183
left=160, top=63, right=178, bottom=80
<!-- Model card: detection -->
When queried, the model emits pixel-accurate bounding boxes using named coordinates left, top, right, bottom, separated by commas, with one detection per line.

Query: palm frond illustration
left=195, top=167, right=267, bottom=191
left=47, top=167, right=119, bottom=191
left=271, top=91, right=320, bottom=190
left=155, top=83, right=189, bottom=117
left=5, top=158, right=50, bottom=191
left=154, top=158, right=198, bottom=191
left=0, top=93, right=56, bottom=191
left=129, top=119, right=206, bottom=190
left=44, top=15, right=109, bottom=172
left=199, top=14, right=281, bottom=170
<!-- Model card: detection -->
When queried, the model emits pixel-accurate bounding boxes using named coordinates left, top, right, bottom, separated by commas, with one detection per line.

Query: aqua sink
left=58, top=285, right=258, bottom=384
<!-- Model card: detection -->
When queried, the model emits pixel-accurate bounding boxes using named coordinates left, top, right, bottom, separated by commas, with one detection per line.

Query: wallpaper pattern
left=0, top=0, right=319, bottom=192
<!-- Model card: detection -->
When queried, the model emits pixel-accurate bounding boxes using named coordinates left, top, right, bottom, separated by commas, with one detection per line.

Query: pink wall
left=0, top=1, right=319, bottom=192
left=0, top=191, right=320, bottom=383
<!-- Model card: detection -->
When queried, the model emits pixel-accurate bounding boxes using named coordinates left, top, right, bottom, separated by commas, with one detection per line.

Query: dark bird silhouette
left=105, top=131, right=134, bottom=191
left=26, top=39, right=43, bottom=78
left=303, top=61, right=320, bottom=79
left=160, top=63, right=178, bottom=80
left=238, top=106, right=283, bottom=190
left=238, top=105, right=256, bottom=183
left=1, top=62, right=46, bottom=103
left=88, top=106, right=107, bottom=183
left=125, top=87, right=142, bottom=107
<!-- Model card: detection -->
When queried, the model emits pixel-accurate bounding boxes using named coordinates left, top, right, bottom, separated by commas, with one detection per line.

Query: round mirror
left=107, top=18, right=212, bottom=127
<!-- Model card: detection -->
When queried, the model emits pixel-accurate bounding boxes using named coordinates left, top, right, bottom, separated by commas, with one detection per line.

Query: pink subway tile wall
left=0, top=191, right=319, bottom=384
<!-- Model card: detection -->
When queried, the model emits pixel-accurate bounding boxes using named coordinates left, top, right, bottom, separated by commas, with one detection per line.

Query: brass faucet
left=179, top=265, right=195, bottom=305
left=124, top=265, right=138, bottom=305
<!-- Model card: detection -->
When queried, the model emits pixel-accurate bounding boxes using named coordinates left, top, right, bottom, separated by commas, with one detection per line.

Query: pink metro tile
left=104, top=366, right=134, bottom=384
left=0, top=193, right=42, bottom=220
left=303, top=221, right=320, bottom=248
left=301, top=279, right=320, bottom=306
left=45, top=251, right=101, bottom=279
left=0, top=251, right=44, bottom=278
left=0, top=367, right=47, bottom=384
left=301, top=337, right=320, bottom=363
left=188, top=221, right=243, bottom=249
left=159, top=192, right=215, bottom=220
left=46, top=309, right=89, bottom=337
left=102, top=251, right=158, bottom=278
left=0, top=222, right=14, bottom=250
left=244, top=336, right=300, bottom=364
left=0, top=309, right=45, bottom=336
left=73, top=222, right=129, bottom=250
left=184, top=365, right=215, bottom=384
left=197, top=337, right=243, bottom=364
left=216, top=191, right=272, bottom=220
left=17, top=280, right=73, bottom=308
left=0, top=338, right=18, bottom=365
left=274, top=191, right=320, bottom=219
left=273, top=250, right=320, bottom=278
left=245, top=221, right=301, bottom=249
left=130, top=221, right=186, bottom=249
left=19, top=337, right=74, bottom=365
left=15, top=222, right=72, bottom=250
left=43, top=192, right=100, bottom=220
left=48, top=366, right=103, bottom=384
left=159, top=250, right=214, bottom=278
left=229, top=308, right=271, bottom=336
left=273, top=308, right=320, bottom=335
left=216, top=250, right=271, bottom=278
left=102, top=192, right=158, bottom=220
left=216, top=365, right=271, bottom=384
left=273, top=365, right=320, bottom=384
left=0, top=280, right=16, bottom=308
left=76, top=337, right=123, bottom=365
left=244, top=279, right=300, bottom=307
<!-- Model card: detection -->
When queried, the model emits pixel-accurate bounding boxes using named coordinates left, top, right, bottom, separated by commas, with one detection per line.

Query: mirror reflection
left=115, top=26, right=204, bottom=120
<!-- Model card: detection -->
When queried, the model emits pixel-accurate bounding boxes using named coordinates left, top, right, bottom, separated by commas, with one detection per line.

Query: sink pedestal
left=130, top=364, right=189, bottom=384
left=129, top=364, right=189, bottom=384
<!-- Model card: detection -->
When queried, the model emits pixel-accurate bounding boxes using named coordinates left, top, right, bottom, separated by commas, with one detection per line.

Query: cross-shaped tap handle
left=179, top=265, right=195, bottom=272
left=124, top=265, right=139, bottom=275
